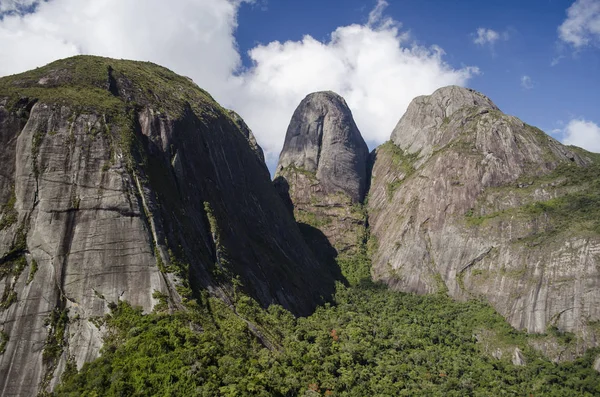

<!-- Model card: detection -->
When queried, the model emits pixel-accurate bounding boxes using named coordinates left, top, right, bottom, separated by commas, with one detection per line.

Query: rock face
left=277, top=91, right=369, bottom=203
left=368, top=86, right=600, bottom=344
left=512, top=347, right=526, bottom=366
left=0, top=56, right=337, bottom=395
left=274, top=92, right=369, bottom=262
left=227, top=109, right=267, bottom=169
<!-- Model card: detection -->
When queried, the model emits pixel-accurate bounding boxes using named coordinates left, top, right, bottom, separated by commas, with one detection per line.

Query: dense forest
left=55, top=253, right=600, bottom=396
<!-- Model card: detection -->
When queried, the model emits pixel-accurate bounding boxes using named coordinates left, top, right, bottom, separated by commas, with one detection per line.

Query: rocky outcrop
left=368, top=86, right=600, bottom=346
left=274, top=92, right=369, bottom=263
left=0, top=56, right=338, bottom=395
left=512, top=348, right=526, bottom=366
left=227, top=109, right=267, bottom=170
left=276, top=91, right=369, bottom=203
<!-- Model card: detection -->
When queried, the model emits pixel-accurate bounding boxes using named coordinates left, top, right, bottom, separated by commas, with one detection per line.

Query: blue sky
left=235, top=0, right=600, bottom=149
left=0, top=0, right=599, bottom=171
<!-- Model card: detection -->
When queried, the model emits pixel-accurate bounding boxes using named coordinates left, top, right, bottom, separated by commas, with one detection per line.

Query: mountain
left=0, top=56, right=338, bottom=395
left=1, top=57, right=600, bottom=395
left=368, top=85, right=600, bottom=359
left=274, top=92, right=370, bottom=279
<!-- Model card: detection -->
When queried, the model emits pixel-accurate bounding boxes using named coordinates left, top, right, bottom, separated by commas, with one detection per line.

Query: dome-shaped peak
left=390, top=86, right=500, bottom=158
left=301, top=90, right=349, bottom=108
left=276, top=91, right=369, bottom=202
left=426, top=85, right=498, bottom=116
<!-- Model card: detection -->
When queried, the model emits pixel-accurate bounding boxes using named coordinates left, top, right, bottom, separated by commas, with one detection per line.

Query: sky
left=0, top=0, right=599, bottom=173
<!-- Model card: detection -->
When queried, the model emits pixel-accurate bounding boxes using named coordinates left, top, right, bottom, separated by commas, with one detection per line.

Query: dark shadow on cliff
left=272, top=175, right=295, bottom=216
left=273, top=175, right=347, bottom=286
left=296, top=222, right=344, bottom=283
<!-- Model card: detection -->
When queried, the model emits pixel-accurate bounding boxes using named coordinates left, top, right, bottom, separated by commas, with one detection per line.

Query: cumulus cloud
left=0, top=0, right=479, bottom=167
left=473, top=28, right=500, bottom=45
left=520, top=75, right=533, bottom=89
left=562, top=119, right=600, bottom=152
left=0, top=0, right=243, bottom=100
left=559, top=0, right=600, bottom=47
left=230, top=2, right=478, bottom=161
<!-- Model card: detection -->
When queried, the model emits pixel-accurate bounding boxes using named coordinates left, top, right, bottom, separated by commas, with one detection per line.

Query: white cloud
left=0, top=0, right=243, bottom=100
left=520, top=75, right=533, bottom=89
left=558, top=0, right=600, bottom=47
left=473, top=28, right=500, bottom=46
left=562, top=119, right=600, bottom=152
left=0, top=0, right=479, bottom=167
left=368, top=0, right=395, bottom=29
left=229, top=3, right=478, bottom=161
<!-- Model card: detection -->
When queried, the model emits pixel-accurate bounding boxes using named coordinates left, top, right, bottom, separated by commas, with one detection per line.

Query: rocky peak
left=391, top=85, right=499, bottom=159
left=276, top=91, right=369, bottom=202
left=227, top=109, right=267, bottom=168
left=368, top=84, right=600, bottom=355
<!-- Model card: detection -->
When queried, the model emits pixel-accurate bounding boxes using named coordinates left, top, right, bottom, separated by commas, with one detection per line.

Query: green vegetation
left=336, top=209, right=372, bottom=286
left=154, top=245, right=166, bottom=273
left=0, top=222, right=29, bottom=311
left=0, top=55, right=217, bottom=118
left=32, top=127, right=47, bottom=177
left=43, top=308, right=69, bottom=364
left=279, top=164, right=318, bottom=181
left=41, top=307, right=70, bottom=394
left=382, top=141, right=420, bottom=172
left=464, top=208, right=505, bottom=227
left=467, top=160, right=600, bottom=237
left=386, top=178, right=404, bottom=200
left=0, top=290, right=17, bottom=310
left=204, top=201, right=219, bottom=242
left=524, top=192, right=600, bottom=234
left=0, top=187, right=18, bottom=231
left=0, top=330, right=8, bottom=355
left=295, top=210, right=332, bottom=228
left=55, top=280, right=600, bottom=396
left=26, top=258, right=38, bottom=284
left=379, top=141, right=420, bottom=200
left=336, top=241, right=372, bottom=287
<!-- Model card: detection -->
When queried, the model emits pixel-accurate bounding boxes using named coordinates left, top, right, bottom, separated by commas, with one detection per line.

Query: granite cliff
left=274, top=92, right=369, bottom=274
left=0, top=56, right=338, bottom=395
left=368, top=86, right=600, bottom=357
left=2, top=56, right=600, bottom=395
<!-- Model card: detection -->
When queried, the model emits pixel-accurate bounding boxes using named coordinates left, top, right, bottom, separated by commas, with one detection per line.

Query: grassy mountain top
left=0, top=55, right=218, bottom=118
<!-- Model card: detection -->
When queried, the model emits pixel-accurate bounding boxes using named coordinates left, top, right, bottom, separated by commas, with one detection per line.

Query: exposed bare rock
left=512, top=347, right=526, bottom=366
left=390, top=86, right=497, bottom=158
left=274, top=92, right=369, bottom=265
left=227, top=109, right=267, bottom=170
left=492, top=348, right=503, bottom=360
left=276, top=91, right=369, bottom=203
left=368, top=86, right=600, bottom=350
left=0, top=56, right=337, bottom=395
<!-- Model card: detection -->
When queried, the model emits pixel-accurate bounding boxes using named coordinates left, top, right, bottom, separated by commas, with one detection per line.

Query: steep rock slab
left=274, top=92, right=369, bottom=262
left=369, top=86, right=600, bottom=345
left=227, top=109, right=267, bottom=172
left=276, top=91, right=369, bottom=202
left=0, top=56, right=336, bottom=395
